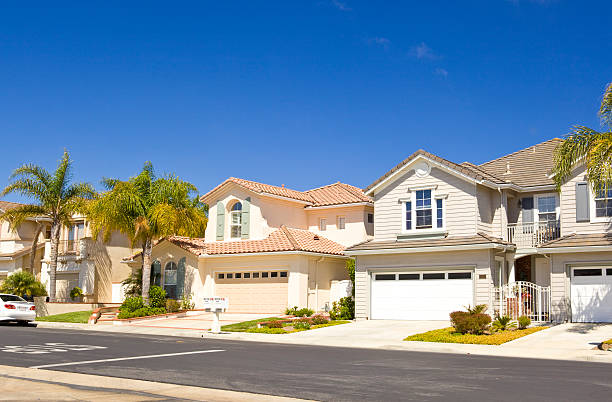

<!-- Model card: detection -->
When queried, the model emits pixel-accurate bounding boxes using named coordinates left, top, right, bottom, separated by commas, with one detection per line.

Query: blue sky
left=1, top=1, right=610, bottom=202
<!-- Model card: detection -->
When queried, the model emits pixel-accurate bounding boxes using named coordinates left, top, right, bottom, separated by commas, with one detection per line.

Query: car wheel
left=17, top=320, right=30, bottom=326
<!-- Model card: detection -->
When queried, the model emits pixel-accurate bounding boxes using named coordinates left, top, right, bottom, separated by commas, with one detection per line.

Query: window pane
left=235, top=273, right=242, bottom=279
left=218, top=273, right=224, bottom=279
left=244, top=272, right=251, bottom=279
left=226, top=273, right=233, bottom=279
left=164, top=262, right=177, bottom=285
left=367, top=213, right=374, bottom=224
left=416, top=190, right=431, bottom=208
left=231, top=212, right=241, bottom=225
left=231, top=225, right=241, bottom=238
left=253, top=272, right=260, bottom=278
left=538, top=196, right=556, bottom=213
left=262, top=272, right=269, bottom=278
left=271, top=271, right=278, bottom=278
left=448, top=272, right=471, bottom=279
left=596, top=199, right=612, bottom=218
left=375, top=274, right=396, bottom=280
left=406, top=202, right=412, bottom=230
left=436, top=199, right=443, bottom=228
left=416, top=209, right=432, bottom=228
left=574, top=268, right=602, bottom=277
left=320, top=219, right=327, bottom=231
left=231, top=202, right=242, bottom=211
left=423, top=273, right=444, bottom=280
left=338, top=217, right=346, bottom=229
left=398, top=273, right=419, bottom=280
left=280, top=271, right=288, bottom=278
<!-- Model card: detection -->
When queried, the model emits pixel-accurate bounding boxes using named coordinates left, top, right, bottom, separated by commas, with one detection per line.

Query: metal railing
left=490, top=281, right=551, bottom=322
left=57, top=240, right=79, bottom=255
left=506, top=222, right=561, bottom=248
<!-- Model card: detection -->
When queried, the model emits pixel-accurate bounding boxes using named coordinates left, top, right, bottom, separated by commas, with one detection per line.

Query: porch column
left=508, top=258, right=516, bottom=284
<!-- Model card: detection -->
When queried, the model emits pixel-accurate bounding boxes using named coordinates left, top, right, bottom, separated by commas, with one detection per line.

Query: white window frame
left=534, top=193, right=560, bottom=224
left=230, top=201, right=242, bottom=239
left=337, top=216, right=346, bottom=230
left=589, top=187, right=612, bottom=223
left=402, top=187, right=446, bottom=234
left=319, top=218, right=327, bottom=231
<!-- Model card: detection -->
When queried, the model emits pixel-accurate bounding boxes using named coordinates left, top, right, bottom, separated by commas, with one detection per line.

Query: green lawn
left=221, top=317, right=281, bottom=332
left=36, top=310, right=92, bottom=324
left=404, top=327, right=547, bottom=345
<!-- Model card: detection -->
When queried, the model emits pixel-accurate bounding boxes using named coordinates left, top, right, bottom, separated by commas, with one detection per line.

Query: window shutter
left=151, top=260, right=161, bottom=287
left=576, top=182, right=590, bottom=222
left=216, top=201, right=225, bottom=240
left=241, top=197, right=250, bottom=239
left=177, top=257, right=186, bottom=299
left=521, top=197, right=534, bottom=224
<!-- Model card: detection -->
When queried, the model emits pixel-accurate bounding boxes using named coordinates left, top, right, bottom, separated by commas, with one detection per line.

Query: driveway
left=504, top=322, right=612, bottom=351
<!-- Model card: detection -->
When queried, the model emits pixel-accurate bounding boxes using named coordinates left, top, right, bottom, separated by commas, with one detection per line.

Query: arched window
left=230, top=202, right=242, bottom=238
left=164, top=261, right=177, bottom=299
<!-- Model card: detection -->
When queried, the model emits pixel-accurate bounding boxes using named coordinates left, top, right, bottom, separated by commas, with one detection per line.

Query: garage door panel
left=215, top=282, right=288, bottom=314
left=571, top=268, right=612, bottom=323
left=371, top=271, right=473, bottom=320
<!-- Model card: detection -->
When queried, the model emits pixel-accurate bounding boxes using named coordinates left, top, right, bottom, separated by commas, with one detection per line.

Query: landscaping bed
left=221, top=315, right=350, bottom=334
left=246, top=320, right=350, bottom=334
left=36, top=310, right=92, bottom=324
left=404, top=326, right=547, bottom=345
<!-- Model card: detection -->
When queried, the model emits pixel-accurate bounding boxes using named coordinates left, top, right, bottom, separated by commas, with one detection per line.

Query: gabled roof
left=539, top=233, right=612, bottom=249
left=0, top=201, right=27, bottom=213
left=478, top=138, right=563, bottom=187
left=345, top=233, right=513, bottom=253
left=201, top=177, right=372, bottom=207
left=125, top=226, right=346, bottom=259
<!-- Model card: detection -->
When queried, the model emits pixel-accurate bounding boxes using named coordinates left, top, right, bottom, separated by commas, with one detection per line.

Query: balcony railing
left=506, top=222, right=561, bottom=248
left=57, top=240, right=80, bottom=255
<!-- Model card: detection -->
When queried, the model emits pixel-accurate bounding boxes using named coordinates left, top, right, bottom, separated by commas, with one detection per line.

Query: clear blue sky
left=1, top=1, right=610, bottom=202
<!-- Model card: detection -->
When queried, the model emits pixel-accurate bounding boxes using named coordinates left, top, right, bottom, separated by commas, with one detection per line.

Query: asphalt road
left=0, top=325, right=611, bottom=401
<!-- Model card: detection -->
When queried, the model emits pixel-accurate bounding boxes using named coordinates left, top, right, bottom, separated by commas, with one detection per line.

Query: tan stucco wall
left=306, top=205, right=373, bottom=248
left=354, top=249, right=498, bottom=320
left=91, top=232, right=134, bottom=303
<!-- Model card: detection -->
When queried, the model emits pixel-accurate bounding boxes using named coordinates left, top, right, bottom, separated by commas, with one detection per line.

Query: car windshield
left=0, top=295, right=26, bottom=302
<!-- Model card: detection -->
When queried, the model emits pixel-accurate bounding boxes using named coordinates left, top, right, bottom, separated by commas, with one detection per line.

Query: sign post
left=202, top=297, right=229, bottom=334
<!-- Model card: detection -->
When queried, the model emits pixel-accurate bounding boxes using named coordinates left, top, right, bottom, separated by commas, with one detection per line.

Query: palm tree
left=87, top=162, right=207, bottom=304
left=0, top=151, right=95, bottom=301
left=553, top=83, right=612, bottom=190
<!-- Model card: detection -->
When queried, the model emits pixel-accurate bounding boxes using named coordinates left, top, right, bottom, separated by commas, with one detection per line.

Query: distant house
left=125, top=178, right=374, bottom=313
left=347, top=138, right=612, bottom=323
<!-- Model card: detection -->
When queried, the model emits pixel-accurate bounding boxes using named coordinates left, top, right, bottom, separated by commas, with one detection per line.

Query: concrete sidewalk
left=0, top=365, right=301, bottom=401
left=34, top=320, right=612, bottom=363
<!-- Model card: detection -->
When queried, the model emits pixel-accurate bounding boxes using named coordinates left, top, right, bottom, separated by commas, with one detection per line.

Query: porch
left=506, top=221, right=561, bottom=248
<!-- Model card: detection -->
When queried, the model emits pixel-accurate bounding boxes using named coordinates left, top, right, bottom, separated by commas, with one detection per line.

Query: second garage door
left=571, top=267, right=612, bottom=323
left=371, top=270, right=474, bottom=320
left=214, top=270, right=289, bottom=314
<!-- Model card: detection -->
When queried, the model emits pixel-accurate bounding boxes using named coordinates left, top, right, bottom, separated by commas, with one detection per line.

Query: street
left=0, top=325, right=611, bottom=401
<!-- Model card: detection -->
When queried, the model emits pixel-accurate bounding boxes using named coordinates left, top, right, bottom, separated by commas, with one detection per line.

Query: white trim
left=401, top=187, right=445, bottom=234
left=407, top=184, right=438, bottom=192
left=305, top=202, right=372, bottom=210
left=589, top=186, right=612, bottom=224
left=534, top=192, right=560, bottom=224
left=346, top=243, right=510, bottom=256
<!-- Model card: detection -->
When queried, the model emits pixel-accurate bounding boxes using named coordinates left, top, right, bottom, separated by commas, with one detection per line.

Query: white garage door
left=214, top=270, right=289, bottom=314
left=371, top=270, right=474, bottom=320
left=571, top=267, right=612, bottom=323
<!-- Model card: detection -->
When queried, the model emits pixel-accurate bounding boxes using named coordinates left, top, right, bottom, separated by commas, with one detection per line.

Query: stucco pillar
left=508, top=258, right=516, bottom=284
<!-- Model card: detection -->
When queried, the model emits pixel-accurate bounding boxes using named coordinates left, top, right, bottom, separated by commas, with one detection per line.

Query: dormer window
left=230, top=202, right=242, bottom=238
left=403, top=188, right=445, bottom=233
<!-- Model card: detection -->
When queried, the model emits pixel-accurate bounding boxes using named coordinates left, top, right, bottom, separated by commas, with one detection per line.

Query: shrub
left=465, top=304, right=488, bottom=314
left=120, top=296, right=144, bottom=313
left=0, top=271, right=47, bottom=300
left=166, top=299, right=180, bottom=313
left=180, top=293, right=195, bottom=310
left=450, top=311, right=491, bottom=335
left=492, top=315, right=517, bottom=332
left=310, top=314, right=329, bottom=325
left=518, top=315, right=531, bottom=330
left=117, top=306, right=166, bottom=319
left=346, top=259, right=355, bottom=296
left=70, top=287, right=83, bottom=299
left=246, top=327, right=287, bottom=334
left=285, top=306, right=314, bottom=317
left=148, top=285, right=166, bottom=308
left=329, top=297, right=355, bottom=320
left=121, top=268, right=142, bottom=298
left=293, top=318, right=311, bottom=330
left=266, top=321, right=284, bottom=328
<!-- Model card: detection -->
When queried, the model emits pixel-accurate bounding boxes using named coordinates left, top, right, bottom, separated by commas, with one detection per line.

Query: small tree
left=345, top=259, right=355, bottom=296
left=0, top=271, right=47, bottom=300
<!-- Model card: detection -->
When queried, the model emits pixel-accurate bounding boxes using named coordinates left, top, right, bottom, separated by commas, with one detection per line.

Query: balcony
left=57, top=240, right=80, bottom=255
left=506, top=222, right=561, bottom=248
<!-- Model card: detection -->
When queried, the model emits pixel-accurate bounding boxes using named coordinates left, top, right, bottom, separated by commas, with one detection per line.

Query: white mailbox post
left=202, top=297, right=229, bottom=333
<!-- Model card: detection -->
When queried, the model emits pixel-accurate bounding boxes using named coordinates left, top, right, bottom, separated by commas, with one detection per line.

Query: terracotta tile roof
left=125, top=226, right=346, bottom=259
left=478, top=138, right=563, bottom=187
left=0, top=201, right=27, bottom=212
left=364, top=149, right=496, bottom=193
left=201, top=177, right=372, bottom=207
left=346, top=233, right=513, bottom=252
left=539, top=233, right=612, bottom=248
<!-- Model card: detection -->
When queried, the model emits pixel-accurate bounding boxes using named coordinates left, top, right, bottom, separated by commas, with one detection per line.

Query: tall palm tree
left=0, top=151, right=95, bottom=301
left=553, top=83, right=612, bottom=190
left=87, top=162, right=207, bottom=304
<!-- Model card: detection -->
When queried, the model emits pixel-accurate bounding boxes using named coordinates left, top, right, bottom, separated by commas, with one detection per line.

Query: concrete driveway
left=284, top=320, right=450, bottom=348
left=504, top=322, right=612, bottom=351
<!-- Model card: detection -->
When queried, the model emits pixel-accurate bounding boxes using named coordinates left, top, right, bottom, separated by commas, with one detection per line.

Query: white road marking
left=1, top=343, right=107, bottom=354
left=30, top=349, right=226, bottom=369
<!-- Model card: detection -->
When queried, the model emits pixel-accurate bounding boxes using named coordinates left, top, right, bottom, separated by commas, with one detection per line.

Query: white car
left=0, top=294, right=36, bottom=324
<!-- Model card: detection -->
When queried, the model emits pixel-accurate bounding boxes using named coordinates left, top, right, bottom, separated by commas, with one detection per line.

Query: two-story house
left=125, top=177, right=374, bottom=313
left=1, top=200, right=133, bottom=302
left=347, top=138, right=612, bottom=323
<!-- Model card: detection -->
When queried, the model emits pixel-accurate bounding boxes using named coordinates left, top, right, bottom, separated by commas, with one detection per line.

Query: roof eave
left=345, top=242, right=513, bottom=256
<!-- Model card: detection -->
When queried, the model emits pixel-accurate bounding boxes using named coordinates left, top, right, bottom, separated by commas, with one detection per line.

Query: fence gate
left=490, top=281, right=551, bottom=322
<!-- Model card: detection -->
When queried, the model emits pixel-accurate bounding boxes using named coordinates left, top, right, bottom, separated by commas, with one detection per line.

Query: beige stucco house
left=0, top=200, right=133, bottom=302
left=347, top=138, right=612, bottom=323
left=125, top=178, right=374, bottom=313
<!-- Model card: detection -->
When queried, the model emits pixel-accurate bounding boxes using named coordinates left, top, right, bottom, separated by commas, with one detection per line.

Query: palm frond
left=0, top=204, right=48, bottom=230
left=600, top=82, right=612, bottom=129
left=1, top=179, right=48, bottom=203
left=8, top=164, right=51, bottom=187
